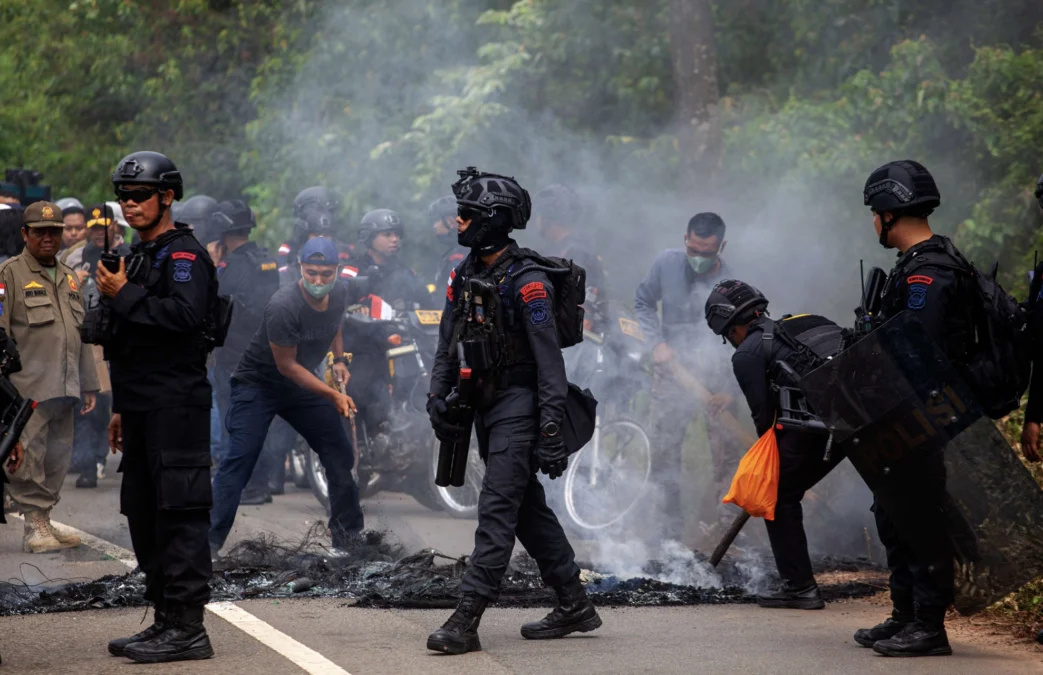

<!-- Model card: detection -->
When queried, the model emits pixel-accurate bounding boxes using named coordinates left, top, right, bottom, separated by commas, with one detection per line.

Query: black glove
left=427, top=395, right=466, bottom=442
left=536, top=431, right=568, bottom=480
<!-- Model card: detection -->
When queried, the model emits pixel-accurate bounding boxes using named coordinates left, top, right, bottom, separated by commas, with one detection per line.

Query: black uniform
left=106, top=223, right=218, bottom=616
left=1025, top=260, right=1043, bottom=425
left=731, top=314, right=846, bottom=586
left=873, top=234, right=970, bottom=623
left=432, top=246, right=467, bottom=297
left=430, top=242, right=579, bottom=600
left=347, top=251, right=429, bottom=309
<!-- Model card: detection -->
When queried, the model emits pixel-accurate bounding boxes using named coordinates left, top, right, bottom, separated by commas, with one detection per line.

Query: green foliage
left=1, top=0, right=1043, bottom=283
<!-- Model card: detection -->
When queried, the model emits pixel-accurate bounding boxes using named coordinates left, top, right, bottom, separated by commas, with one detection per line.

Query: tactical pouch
left=80, top=300, right=118, bottom=346
left=459, top=339, right=494, bottom=372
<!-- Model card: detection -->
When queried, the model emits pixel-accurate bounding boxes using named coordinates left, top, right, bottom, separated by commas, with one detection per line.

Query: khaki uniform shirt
left=0, top=252, right=99, bottom=400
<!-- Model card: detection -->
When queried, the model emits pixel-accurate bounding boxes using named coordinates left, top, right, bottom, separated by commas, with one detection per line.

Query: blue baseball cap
left=297, top=237, right=340, bottom=265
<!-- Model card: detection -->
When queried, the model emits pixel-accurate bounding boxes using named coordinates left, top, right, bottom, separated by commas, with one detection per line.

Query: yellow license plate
left=618, top=317, right=645, bottom=341
left=415, top=310, right=443, bottom=325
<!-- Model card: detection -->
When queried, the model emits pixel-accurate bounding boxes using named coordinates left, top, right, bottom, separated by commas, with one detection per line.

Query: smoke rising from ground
left=256, top=0, right=900, bottom=584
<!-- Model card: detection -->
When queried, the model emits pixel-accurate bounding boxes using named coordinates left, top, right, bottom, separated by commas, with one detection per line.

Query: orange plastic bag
left=722, top=427, right=780, bottom=520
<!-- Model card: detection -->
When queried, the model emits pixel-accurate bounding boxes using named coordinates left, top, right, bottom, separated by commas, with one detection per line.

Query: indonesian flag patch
left=369, top=295, right=394, bottom=320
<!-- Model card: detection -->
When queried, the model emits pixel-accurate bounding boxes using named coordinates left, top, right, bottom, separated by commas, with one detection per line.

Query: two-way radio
left=99, top=204, right=121, bottom=273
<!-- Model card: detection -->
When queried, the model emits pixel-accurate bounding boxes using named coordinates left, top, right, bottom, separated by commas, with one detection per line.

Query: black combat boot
left=108, top=607, right=168, bottom=656
left=853, top=607, right=913, bottom=647
left=520, top=577, right=603, bottom=639
left=123, top=606, right=214, bottom=663
left=872, top=608, right=952, bottom=658
left=756, top=580, right=825, bottom=610
left=427, top=593, right=488, bottom=655
left=76, top=472, right=98, bottom=488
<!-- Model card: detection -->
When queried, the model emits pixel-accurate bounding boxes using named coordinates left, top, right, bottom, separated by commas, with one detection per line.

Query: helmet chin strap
left=136, top=194, right=170, bottom=233
left=879, top=213, right=897, bottom=249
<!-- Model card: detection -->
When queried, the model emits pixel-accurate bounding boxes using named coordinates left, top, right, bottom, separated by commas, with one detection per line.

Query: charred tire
left=429, top=436, right=484, bottom=519
left=563, top=415, right=652, bottom=532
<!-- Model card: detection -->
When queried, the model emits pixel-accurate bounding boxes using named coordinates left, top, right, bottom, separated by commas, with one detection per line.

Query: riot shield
left=801, top=312, right=1043, bottom=615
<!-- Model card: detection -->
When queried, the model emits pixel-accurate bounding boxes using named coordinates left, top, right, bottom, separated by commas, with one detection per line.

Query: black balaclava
left=459, top=209, right=512, bottom=256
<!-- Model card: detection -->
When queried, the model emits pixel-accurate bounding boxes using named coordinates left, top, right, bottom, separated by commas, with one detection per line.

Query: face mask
left=302, top=279, right=335, bottom=299
left=687, top=254, right=717, bottom=275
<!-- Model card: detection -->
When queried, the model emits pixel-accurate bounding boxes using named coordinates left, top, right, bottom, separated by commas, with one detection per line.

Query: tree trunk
left=669, top=0, right=721, bottom=184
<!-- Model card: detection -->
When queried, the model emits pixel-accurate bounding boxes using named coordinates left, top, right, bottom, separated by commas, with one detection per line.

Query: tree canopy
left=3, top=0, right=1043, bottom=305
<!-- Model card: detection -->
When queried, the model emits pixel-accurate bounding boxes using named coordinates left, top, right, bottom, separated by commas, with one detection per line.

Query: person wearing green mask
left=634, top=211, right=738, bottom=543
left=209, top=236, right=364, bottom=555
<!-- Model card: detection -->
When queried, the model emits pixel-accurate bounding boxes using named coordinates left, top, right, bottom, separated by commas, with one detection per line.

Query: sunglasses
left=115, top=186, right=159, bottom=204
left=457, top=206, right=485, bottom=222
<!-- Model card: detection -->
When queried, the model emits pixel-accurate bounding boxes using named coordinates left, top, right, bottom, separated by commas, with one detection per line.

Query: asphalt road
left=0, top=461, right=1039, bottom=675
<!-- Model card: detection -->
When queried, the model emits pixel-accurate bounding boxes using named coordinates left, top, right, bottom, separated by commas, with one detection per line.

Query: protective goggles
left=457, top=205, right=491, bottom=222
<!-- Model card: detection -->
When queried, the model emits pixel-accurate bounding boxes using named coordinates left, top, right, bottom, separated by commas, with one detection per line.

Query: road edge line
left=21, top=515, right=352, bottom=675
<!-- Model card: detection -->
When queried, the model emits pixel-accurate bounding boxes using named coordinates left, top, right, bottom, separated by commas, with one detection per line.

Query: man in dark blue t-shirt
left=209, top=237, right=364, bottom=553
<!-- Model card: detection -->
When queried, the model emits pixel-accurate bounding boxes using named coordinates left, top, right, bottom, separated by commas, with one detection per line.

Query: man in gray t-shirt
left=209, top=237, right=364, bottom=553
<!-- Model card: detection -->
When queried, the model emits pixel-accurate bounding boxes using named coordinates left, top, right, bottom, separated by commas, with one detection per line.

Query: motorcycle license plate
left=415, top=309, right=442, bottom=325
left=618, top=317, right=645, bottom=341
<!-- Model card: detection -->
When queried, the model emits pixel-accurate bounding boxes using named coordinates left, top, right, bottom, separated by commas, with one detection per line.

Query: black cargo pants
left=871, top=448, right=954, bottom=623
left=119, top=406, right=213, bottom=613
left=763, top=431, right=846, bottom=586
left=460, top=387, right=580, bottom=601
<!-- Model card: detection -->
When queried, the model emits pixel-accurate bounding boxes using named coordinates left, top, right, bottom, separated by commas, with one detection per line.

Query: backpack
left=512, top=247, right=587, bottom=349
left=898, top=237, right=1031, bottom=419
left=761, top=314, right=846, bottom=385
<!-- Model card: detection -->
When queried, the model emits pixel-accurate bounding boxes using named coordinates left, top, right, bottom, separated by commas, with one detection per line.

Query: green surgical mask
left=687, top=254, right=718, bottom=275
left=302, top=279, right=335, bottom=299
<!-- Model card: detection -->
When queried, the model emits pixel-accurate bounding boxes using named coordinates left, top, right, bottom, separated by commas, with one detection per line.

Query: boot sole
left=521, top=613, right=603, bottom=640
left=872, top=644, right=952, bottom=658
left=853, top=634, right=880, bottom=648
left=23, top=543, right=63, bottom=554
left=427, top=634, right=481, bottom=655
left=756, top=598, right=825, bottom=610
left=124, top=645, right=214, bottom=663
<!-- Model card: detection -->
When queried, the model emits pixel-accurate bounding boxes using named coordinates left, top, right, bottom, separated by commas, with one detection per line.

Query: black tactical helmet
left=358, top=209, right=403, bottom=247
left=111, top=151, right=184, bottom=200
left=452, top=167, right=531, bottom=231
left=210, top=200, right=256, bottom=238
left=864, top=160, right=940, bottom=248
left=704, top=279, right=769, bottom=337
left=427, top=195, right=457, bottom=223
left=292, top=186, right=339, bottom=220
left=533, top=184, right=583, bottom=222
left=1034, top=173, right=1043, bottom=210
left=863, top=160, right=940, bottom=216
left=179, top=195, right=218, bottom=229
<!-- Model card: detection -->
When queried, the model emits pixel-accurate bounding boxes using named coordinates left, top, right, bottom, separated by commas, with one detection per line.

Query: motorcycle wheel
left=306, top=447, right=330, bottom=512
left=290, top=438, right=311, bottom=489
left=563, top=415, right=652, bottom=532
left=429, top=436, right=484, bottom=519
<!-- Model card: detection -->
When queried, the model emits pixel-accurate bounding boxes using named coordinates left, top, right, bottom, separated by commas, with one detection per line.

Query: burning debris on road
left=0, top=525, right=885, bottom=616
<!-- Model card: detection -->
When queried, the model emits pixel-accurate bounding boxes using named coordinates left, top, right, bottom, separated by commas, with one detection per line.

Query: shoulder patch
left=527, top=299, right=550, bottom=325
left=907, top=274, right=933, bottom=285
left=261, top=261, right=277, bottom=272
left=520, top=281, right=547, bottom=304
left=67, top=274, right=78, bottom=292
left=341, top=266, right=359, bottom=279
left=0, top=283, right=6, bottom=298
left=173, top=260, right=193, bottom=283
left=171, top=251, right=197, bottom=262
left=907, top=284, right=928, bottom=310
left=278, top=243, right=291, bottom=256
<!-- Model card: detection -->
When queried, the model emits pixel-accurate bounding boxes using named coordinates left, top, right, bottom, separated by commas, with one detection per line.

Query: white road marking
left=23, top=515, right=351, bottom=675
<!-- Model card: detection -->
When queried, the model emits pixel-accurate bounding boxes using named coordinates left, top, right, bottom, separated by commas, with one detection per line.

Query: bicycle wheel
left=564, top=415, right=652, bottom=531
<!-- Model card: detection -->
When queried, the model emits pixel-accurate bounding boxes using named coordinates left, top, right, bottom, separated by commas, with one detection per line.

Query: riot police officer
left=704, top=280, right=846, bottom=610
left=277, top=187, right=353, bottom=283
left=532, top=184, right=605, bottom=329
left=349, top=209, right=428, bottom=307
left=95, top=151, right=218, bottom=664
left=427, top=195, right=467, bottom=291
left=855, top=160, right=962, bottom=657
left=1021, top=174, right=1043, bottom=464
left=425, top=168, right=600, bottom=655
left=177, top=194, right=218, bottom=243
left=207, top=201, right=280, bottom=492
